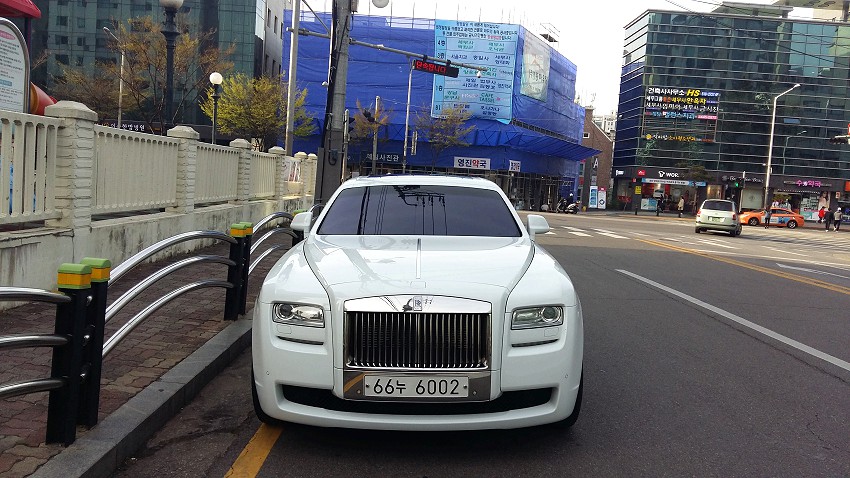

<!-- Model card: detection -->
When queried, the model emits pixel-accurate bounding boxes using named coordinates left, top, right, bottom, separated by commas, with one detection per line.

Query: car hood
left=302, top=235, right=533, bottom=289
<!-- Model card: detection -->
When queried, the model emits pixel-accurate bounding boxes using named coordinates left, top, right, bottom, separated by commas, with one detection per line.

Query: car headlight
left=272, top=303, right=325, bottom=328
left=511, top=306, right=563, bottom=329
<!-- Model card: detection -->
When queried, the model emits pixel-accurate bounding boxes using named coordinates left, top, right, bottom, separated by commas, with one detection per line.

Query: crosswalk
left=547, top=225, right=849, bottom=251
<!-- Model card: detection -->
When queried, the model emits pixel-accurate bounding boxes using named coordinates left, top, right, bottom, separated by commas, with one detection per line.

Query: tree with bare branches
left=53, top=15, right=234, bottom=132
left=414, top=104, right=476, bottom=171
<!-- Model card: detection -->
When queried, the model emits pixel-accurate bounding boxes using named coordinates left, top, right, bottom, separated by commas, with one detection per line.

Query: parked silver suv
left=695, top=199, right=742, bottom=236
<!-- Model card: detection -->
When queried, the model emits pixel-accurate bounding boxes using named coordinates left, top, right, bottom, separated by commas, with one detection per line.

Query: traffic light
left=733, top=181, right=740, bottom=187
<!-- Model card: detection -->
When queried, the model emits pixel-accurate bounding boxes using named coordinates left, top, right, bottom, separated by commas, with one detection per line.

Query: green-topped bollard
left=77, top=258, right=110, bottom=428
left=47, top=263, right=92, bottom=446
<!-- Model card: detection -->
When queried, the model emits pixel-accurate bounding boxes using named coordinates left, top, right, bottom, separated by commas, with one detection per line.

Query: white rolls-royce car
left=252, top=175, right=583, bottom=430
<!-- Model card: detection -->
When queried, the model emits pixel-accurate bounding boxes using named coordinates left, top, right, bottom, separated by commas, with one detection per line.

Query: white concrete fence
left=1, top=101, right=317, bottom=306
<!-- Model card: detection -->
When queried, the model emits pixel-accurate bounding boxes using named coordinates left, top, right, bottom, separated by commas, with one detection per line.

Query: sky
left=313, top=0, right=813, bottom=114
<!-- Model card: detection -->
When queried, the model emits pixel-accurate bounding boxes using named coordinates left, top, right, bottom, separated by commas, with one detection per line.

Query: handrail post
left=225, top=223, right=249, bottom=320
left=77, top=257, right=110, bottom=428
left=237, top=222, right=253, bottom=315
left=46, top=263, right=92, bottom=446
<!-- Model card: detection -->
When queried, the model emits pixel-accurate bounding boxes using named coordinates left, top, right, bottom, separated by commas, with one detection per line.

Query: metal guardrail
left=0, top=212, right=298, bottom=446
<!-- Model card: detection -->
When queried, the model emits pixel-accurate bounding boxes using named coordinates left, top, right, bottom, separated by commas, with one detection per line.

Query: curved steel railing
left=0, top=288, right=71, bottom=304
left=105, top=255, right=235, bottom=323
left=110, top=231, right=236, bottom=284
left=103, top=280, right=233, bottom=357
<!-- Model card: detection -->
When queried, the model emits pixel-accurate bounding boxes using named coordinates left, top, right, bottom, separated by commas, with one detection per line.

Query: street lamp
left=103, top=27, right=125, bottom=130
left=781, top=129, right=806, bottom=175
left=160, top=0, right=183, bottom=133
left=209, top=71, right=222, bottom=144
left=763, top=83, right=800, bottom=210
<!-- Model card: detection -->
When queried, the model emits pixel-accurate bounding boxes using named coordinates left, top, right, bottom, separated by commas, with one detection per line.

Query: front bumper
left=252, top=305, right=583, bottom=430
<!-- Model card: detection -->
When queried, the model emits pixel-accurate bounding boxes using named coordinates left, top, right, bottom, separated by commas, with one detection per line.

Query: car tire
left=252, top=369, right=279, bottom=425
left=695, top=227, right=701, bottom=233
left=787, top=220, right=797, bottom=229
left=747, top=218, right=759, bottom=226
left=551, top=372, right=583, bottom=429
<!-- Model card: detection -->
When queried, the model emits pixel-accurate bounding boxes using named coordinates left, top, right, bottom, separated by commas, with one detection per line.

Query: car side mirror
left=526, top=214, right=550, bottom=240
left=291, top=211, right=313, bottom=236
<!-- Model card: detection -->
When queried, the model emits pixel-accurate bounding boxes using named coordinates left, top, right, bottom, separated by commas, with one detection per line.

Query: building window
left=583, top=132, right=590, bottom=139
left=56, top=54, right=69, bottom=65
left=76, top=37, right=86, bottom=47
left=54, top=35, right=69, bottom=45
left=76, top=56, right=84, bottom=66
left=77, top=17, right=85, bottom=28
left=267, top=9, right=271, bottom=27
left=280, top=23, right=284, bottom=39
left=274, top=16, right=278, bottom=33
left=264, top=54, right=269, bottom=73
left=57, top=16, right=68, bottom=26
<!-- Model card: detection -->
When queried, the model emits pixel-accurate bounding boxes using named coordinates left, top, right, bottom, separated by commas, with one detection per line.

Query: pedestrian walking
left=834, top=207, right=843, bottom=232
left=763, top=208, right=771, bottom=229
left=677, top=197, right=685, bottom=218
left=824, top=207, right=834, bottom=231
left=818, top=206, right=826, bottom=223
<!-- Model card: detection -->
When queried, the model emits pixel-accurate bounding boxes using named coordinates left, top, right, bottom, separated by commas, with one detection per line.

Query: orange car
left=739, top=208, right=805, bottom=229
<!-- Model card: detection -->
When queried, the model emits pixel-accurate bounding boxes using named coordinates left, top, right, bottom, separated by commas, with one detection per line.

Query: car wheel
left=747, top=218, right=759, bottom=226
left=252, top=369, right=279, bottom=425
left=551, top=372, right=583, bottom=429
left=786, top=220, right=797, bottom=229
left=695, top=227, right=701, bottom=233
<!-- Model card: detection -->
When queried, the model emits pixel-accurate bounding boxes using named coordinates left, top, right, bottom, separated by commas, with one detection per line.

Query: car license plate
left=709, top=216, right=723, bottom=222
left=364, top=375, right=469, bottom=398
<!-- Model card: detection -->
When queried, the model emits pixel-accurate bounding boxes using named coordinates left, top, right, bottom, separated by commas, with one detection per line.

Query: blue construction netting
left=284, top=11, right=599, bottom=176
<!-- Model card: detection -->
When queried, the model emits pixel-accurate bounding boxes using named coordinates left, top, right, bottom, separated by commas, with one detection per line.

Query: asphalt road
left=113, top=213, right=850, bottom=478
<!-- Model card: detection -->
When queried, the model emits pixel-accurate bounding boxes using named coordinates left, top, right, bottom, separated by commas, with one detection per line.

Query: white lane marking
left=592, top=229, right=628, bottom=239
left=630, top=232, right=651, bottom=237
left=776, top=263, right=850, bottom=280
left=617, top=269, right=850, bottom=374
left=764, top=246, right=807, bottom=257
left=560, top=226, right=592, bottom=237
left=692, top=239, right=737, bottom=249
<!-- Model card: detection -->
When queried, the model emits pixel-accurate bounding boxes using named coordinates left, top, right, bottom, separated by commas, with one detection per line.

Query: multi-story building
left=592, top=110, right=617, bottom=140
left=20, top=0, right=287, bottom=130
left=614, top=1, right=850, bottom=220
left=581, top=107, right=614, bottom=209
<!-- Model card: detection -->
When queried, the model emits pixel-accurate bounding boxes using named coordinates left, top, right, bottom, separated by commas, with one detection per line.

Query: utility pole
left=315, top=0, right=353, bottom=204
left=372, top=95, right=380, bottom=174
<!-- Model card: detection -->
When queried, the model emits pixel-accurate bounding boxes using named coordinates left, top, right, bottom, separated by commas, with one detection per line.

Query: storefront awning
left=0, top=0, right=41, bottom=18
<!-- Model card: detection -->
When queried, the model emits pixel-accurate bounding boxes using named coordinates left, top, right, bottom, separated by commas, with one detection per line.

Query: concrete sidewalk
left=0, top=242, right=286, bottom=478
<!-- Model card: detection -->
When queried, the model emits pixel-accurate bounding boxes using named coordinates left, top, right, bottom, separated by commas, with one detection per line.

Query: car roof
left=340, top=174, right=500, bottom=191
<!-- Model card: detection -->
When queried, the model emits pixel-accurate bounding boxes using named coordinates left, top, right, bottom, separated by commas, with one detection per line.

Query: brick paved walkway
left=0, top=240, right=287, bottom=477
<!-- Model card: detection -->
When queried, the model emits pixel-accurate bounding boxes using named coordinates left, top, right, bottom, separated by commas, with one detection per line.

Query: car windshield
left=316, top=185, right=522, bottom=237
left=703, top=200, right=734, bottom=211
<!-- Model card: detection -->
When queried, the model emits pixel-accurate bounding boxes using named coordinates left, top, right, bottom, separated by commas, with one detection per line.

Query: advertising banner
left=520, top=32, right=550, bottom=102
left=588, top=186, right=598, bottom=208
left=642, top=86, right=720, bottom=143
left=432, top=21, right=519, bottom=122
left=0, top=19, right=29, bottom=113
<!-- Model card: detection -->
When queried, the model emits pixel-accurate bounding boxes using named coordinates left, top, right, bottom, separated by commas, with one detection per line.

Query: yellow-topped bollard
left=57, top=263, right=92, bottom=290
left=80, top=258, right=112, bottom=283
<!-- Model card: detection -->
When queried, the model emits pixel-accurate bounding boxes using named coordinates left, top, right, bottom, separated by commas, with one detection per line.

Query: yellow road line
left=639, top=239, right=850, bottom=295
left=224, top=423, right=282, bottom=478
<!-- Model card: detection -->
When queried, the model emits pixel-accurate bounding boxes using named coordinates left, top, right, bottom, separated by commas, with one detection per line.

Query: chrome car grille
left=345, top=312, right=490, bottom=370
